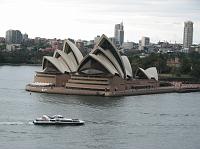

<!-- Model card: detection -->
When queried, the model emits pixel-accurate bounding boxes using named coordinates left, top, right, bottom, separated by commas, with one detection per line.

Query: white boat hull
left=33, top=120, right=84, bottom=125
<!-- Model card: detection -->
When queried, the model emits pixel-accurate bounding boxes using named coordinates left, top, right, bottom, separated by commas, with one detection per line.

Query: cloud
left=0, top=0, right=199, bottom=43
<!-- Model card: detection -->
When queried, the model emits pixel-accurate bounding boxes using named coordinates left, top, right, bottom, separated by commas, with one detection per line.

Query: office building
left=141, top=37, right=150, bottom=47
left=183, top=21, right=193, bottom=49
left=5, top=29, right=23, bottom=44
left=139, top=37, right=150, bottom=50
left=114, top=22, right=124, bottom=46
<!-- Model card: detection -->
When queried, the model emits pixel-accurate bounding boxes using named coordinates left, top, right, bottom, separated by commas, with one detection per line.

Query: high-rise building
left=183, top=21, right=193, bottom=49
left=6, top=29, right=22, bottom=44
left=141, top=37, right=150, bottom=47
left=139, top=37, right=150, bottom=50
left=114, top=22, right=124, bottom=46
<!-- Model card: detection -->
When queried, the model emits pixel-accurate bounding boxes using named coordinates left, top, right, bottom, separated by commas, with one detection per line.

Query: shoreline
left=0, top=63, right=41, bottom=66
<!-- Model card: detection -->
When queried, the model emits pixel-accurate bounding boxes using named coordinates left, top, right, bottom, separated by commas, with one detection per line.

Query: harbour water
left=0, top=65, right=200, bottom=149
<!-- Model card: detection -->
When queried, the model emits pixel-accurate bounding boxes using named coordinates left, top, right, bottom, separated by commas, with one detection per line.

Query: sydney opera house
left=26, top=34, right=159, bottom=96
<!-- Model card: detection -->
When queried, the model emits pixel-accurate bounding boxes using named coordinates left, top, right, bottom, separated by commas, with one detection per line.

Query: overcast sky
left=0, top=0, right=200, bottom=43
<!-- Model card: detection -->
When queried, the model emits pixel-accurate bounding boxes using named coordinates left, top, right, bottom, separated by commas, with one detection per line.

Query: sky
left=0, top=0, right=200, bottom=43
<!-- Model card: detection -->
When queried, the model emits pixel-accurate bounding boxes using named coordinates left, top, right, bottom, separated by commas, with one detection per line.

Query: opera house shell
left=26, top=34, right=159, bottom=96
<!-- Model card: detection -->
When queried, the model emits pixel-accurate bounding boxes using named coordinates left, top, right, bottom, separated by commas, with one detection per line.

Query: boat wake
left=0, top=121, right=33, bottom=125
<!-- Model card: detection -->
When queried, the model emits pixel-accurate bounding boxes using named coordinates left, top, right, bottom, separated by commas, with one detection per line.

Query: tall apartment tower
left=141, top=37, right=150, bottom=47
left=183, top=21, right=193, bottom=49
left=114, top=22, right=124, bottom=46
left=139, top=36, right=150, bottom=50
left=6, top=29, right=22, bottom=44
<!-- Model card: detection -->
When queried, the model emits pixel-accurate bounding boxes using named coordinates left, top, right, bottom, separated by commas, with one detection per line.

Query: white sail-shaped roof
left=96, top=34, right=126, bottom=78
left=77, top=52, right=119, bottom=76
left=138, top=67, right=158, bottom=81
left=92, top=47, right=124, bottom=78
left=77, top=34, right=133, bottom=79
left=121, top=56, right=133, bottom=78
left=41, top=34, right=134, bottom=79
left=89, top=53, right=119, bottom=75
left=42, top=39, right=83, bottom=74
left=42, top=56, right=70, bottom=73
left=63, top=39, right=83, bottom=64
left=54, top=49, right=78, bottom=72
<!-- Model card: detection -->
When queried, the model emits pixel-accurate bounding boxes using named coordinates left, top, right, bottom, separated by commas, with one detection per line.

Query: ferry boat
left=33, top=115, right=84, bottom=125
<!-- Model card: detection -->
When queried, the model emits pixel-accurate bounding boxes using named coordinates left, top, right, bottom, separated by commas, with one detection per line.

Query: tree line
left=128, top=52, right=200, bottom=79
left=0, top=49, right=53, bottom=64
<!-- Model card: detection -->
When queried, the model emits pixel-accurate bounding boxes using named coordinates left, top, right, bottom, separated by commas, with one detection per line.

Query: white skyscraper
left=183, top=21, right=193, bottom=49
left=141, top=37, right=150, bottom=47
left=138, top=36, right=150, bottom=50
left=114, top=22, right=124, bottom=46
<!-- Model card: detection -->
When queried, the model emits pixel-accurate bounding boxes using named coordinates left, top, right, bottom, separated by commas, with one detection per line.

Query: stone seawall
left=26, top=84, right=200, bottom=97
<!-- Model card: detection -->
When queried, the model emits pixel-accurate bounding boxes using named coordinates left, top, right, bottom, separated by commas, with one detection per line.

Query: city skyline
left=0, top=0, right=200, bottom=44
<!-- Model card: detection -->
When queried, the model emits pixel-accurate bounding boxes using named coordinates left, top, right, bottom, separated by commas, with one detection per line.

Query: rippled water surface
left=0, top=66, right=200, bottom=149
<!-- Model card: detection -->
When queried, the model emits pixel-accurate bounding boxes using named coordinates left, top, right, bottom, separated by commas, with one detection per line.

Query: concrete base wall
left=27, top=73, right=200, bottom=97
left=34, top=73, right=70, bottom=87
left=34, top=73, right=56, bottom=84
left=25, top=85, right=200, bottom=97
